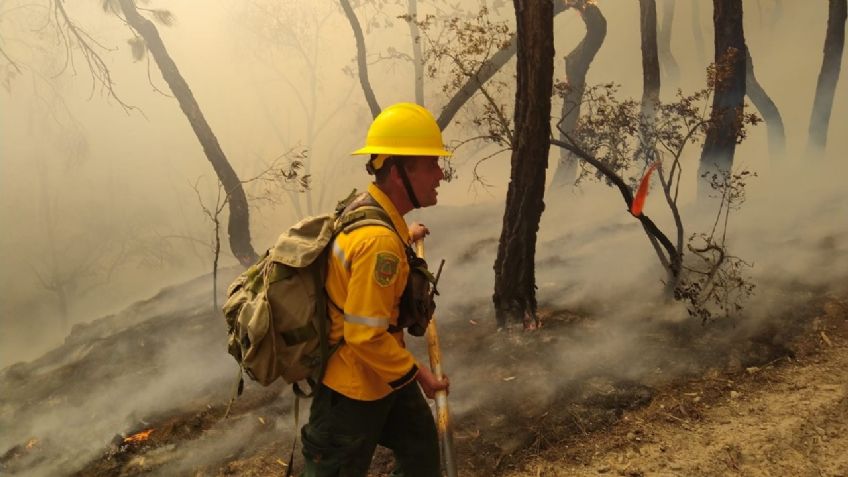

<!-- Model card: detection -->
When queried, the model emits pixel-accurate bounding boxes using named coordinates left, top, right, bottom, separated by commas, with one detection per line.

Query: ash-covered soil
left=505, top=297, right=848, bottom=477
left=2, top=261, right=845, bottom=477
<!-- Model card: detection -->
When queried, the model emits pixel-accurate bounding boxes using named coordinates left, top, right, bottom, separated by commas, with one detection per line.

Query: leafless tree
left=640, top=0, right=661, bottom=121
left=745, top=47, right=785, bottom=159
left=113, top=0, right=257, bottom=266
left=550, top=0, right=607, bottom=188
left=339, top=0, right=381, bottom=117
left=698, top=0, right=747, bottom=199
left=807, top=0, right=846, bottom=155
left=657, top=0, right=680, bottom=86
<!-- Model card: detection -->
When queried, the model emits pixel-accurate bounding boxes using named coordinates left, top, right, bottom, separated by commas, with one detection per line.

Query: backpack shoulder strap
left=338, top=205, right=396, bottom=234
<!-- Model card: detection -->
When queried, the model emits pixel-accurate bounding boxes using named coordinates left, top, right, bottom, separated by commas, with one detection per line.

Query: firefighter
left=301, top=103, right=451, bottom=477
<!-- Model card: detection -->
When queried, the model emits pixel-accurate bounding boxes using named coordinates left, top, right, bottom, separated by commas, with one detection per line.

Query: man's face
left=404, top=156, right=445, bottom=207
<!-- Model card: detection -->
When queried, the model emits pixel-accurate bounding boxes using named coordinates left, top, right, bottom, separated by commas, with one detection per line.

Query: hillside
left=2, top=260, right=845, bottom=476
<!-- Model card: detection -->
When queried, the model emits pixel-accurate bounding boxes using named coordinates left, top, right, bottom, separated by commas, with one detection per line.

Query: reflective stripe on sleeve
left=332, top=241, right=351, bottom=271
left=344, top=314, right=389, bottom=329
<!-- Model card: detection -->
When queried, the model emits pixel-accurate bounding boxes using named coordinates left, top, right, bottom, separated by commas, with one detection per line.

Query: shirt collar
left=368, top=183, right=410, bottom=244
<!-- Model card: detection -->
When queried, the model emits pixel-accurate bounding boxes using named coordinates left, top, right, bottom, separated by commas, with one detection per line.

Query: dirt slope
left=507, top=301, right=848, bottom=477
left=2, top=269, right=845, bottom=476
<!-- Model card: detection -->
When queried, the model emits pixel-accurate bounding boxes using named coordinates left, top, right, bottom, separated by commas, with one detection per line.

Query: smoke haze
left=1, top=0, right=846, bottom=474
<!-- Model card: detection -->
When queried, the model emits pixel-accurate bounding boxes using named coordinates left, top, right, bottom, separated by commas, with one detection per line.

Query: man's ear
left=387, top=161, right=404, bottom=186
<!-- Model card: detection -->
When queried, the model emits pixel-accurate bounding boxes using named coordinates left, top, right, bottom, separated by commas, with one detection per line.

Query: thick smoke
left=1, top=0, right=846, bottom=474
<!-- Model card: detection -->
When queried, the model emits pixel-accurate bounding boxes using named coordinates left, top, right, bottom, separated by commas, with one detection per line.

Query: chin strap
left=396, top=161, right=421, bottom=209
left=377, top=154, right=421, bottom=209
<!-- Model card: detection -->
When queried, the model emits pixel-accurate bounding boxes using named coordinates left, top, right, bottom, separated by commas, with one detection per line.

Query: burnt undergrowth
left=1, top=267, right=843, bottom=476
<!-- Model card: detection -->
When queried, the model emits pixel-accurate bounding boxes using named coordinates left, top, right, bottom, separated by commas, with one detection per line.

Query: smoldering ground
left=3, top=147, right=844, bottom=476
left=416, top=152, right=848, bottom=418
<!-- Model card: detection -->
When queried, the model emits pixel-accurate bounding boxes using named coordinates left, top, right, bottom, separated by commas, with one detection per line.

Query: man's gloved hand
left=415, top=364, right=449, bottom=399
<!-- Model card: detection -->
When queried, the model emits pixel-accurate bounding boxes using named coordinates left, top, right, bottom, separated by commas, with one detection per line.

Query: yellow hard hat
left=352, top=103, right=452, bottom=169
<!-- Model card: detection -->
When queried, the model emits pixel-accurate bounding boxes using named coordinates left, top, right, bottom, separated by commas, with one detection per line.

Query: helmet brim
left=351, top=145, right=452, bottom=157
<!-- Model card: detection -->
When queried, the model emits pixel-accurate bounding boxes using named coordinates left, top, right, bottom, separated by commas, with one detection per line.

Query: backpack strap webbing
left=338, top=205, right=395, bottom=234
left=312, top=255, right=331, bottom=388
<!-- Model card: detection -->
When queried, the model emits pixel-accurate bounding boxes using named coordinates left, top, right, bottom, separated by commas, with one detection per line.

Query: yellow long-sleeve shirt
left=322, top=183, right=418, bottom=400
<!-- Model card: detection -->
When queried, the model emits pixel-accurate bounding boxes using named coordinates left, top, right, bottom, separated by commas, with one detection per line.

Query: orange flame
left=123, top=429, right=154, bottom=444
left=630, top=162, right=659, bottom=217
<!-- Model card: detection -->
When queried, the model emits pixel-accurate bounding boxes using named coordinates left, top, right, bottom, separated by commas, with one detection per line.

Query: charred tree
left=635, top=0, right=669, bottom=275
left=493, top=0, right=554, bottom=329
left=339, top=0, right=381, bottom=118
left=435, top=2, right=567, bottom=130
left=807, top=0, right=846, bottom=155
left=118, top=0, right=258, bottom=266
left=551, top=1, right=606, bottom=187
left=658, top=0, right=680, bottom=86
left=698, top=0, right=746, bottom=198
left=640, top=0, right=661, bottom=121
left=745, top=47, right=786, bottom=159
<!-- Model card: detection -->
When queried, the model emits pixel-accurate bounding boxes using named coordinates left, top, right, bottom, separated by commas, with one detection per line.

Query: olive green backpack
left=222, top=192, right=396, bottom=403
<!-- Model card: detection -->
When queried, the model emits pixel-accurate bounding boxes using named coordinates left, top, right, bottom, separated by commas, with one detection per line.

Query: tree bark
left=658, top=0, right=680, bottom=86
left=493, top=0, right=554, bottom=329
left=640, top=0, right=661, bottom=121
left=339, top=0, right=381, bottom=118
left=436, top=3, right=568, bottom=130
left=807, top=0, right=846, bottom=155
left=698, top=0, right=746, bottom=197
left=550, top=2, right=606, bottom=188
left=745, top=47, right=786, bottom=159
left=118, top=0, right=257, bottom=267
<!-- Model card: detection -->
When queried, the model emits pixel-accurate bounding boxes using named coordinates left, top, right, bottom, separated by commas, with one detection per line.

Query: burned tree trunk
left=339, top=0, right=381, bottom=118
left=698, top=0, right=746, bottom=198
left=551, top=1, right=606, bottom=188
left=493, top=0, right=554, bottom=329
left=807, top=0, right=847, bottom=155
left=640, top=0, right=661, bottom=121
left=658, top=0, right=680, bottom=86
left=745, top=47, right=786, bottom=159
left=118, top=0, right=258, bottom=267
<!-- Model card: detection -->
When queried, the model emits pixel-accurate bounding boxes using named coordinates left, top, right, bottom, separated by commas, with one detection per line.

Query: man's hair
left=371, top=155, right=421, bottom=184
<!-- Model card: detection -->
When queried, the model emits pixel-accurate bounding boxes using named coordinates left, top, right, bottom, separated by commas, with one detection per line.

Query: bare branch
left=339, top=0, right=380, bottom=117
left=50, top=0, right=137, bottom=112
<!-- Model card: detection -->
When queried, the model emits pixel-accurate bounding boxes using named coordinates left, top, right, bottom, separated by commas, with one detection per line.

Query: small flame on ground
left=25, top=438, right=38, bottom=449
left=123, top=429, right=154, bottom=444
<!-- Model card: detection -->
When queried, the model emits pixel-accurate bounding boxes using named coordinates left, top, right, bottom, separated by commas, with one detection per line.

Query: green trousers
left=300, top=382, right=440, bottom=477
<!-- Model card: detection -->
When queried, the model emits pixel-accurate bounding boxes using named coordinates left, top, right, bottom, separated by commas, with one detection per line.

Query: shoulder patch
left=374, top=251, right=400, bottom=287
